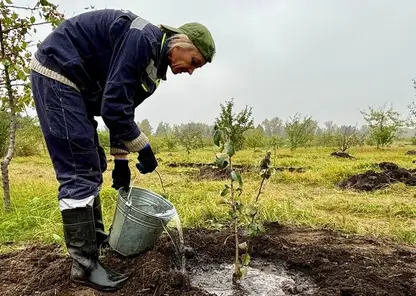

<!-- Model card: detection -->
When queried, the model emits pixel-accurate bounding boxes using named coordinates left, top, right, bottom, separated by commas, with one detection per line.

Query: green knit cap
left=160, top=22, right=216, bottom=63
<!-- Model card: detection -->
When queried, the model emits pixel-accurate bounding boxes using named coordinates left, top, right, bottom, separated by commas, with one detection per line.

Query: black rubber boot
left=92, top=195, right=108, bottom=248
left=61, top=206, right=128, bottom=292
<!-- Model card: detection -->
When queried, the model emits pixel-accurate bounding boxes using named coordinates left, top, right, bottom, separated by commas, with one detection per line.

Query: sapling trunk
left=229, top=157, right=240, bottom=280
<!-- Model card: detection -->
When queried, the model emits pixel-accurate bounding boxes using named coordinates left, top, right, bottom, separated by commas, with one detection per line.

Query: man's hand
left=112, top=159, right=131, bottom=191
left=136, top=144, right=157, bottom=174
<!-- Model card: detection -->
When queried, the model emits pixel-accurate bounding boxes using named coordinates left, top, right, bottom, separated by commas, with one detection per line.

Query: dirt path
left=1, top=223, right=415, bottom=295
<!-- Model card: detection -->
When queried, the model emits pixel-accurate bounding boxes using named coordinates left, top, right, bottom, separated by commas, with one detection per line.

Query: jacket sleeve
left=101, top=28, right=152, bottom=155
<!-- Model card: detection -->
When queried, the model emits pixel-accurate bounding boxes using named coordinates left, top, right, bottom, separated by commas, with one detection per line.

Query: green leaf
left=213, top=129, right=222, bottom=146
left=235, top=200, right=244, bottom=212
left=220, top=185, right=230, bottom=197
left=5, top=0, right=13, bottom=4
left=225, top=141, right=235, bottom=157
left=30, top=16, right=36, bottom=23
left=235, top=187, right=243, bottom=196
left=238, top=242, right=247, bottom=250
left=52, top=234, right=61, bottom=241
left=257, top=222, right=265, bottom=233
left=17, top=70, right=26, bottom=80
left=215, top=153, right=228, bottom=169
left=246, top=205, right=258, bottom=216
left=231, top=170, right=243, bottom=187
left=241, top=253, right=251, bottom=266
left=240, top=266, right=248, bottom=278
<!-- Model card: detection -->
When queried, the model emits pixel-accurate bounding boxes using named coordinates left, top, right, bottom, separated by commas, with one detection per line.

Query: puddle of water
left=191, top=260, right=316, bottom=296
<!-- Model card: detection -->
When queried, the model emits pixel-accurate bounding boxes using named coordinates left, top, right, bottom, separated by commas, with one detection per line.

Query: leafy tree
left=214, top=98, right=254, bottom=151
left=243, top=128, right=265, bottom=151
left=173, top=123, right=204, bottom=154
left=0, top=0, right=64, bottom=211
left=138, top=119, right=152, bottom=135
left=316, top=121, right=337, bottom=147
left=155, top=121, right=172, bottom=136
left=334, top=125, right=359, bottom=152
left=284, top=113, right=317, bottom=151
left=361, top=104, right=404, bottom=148
left=262, top=117, right=284, bottom=137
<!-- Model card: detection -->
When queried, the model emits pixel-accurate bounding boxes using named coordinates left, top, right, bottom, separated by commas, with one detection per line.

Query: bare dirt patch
left=1, top=223, right=415, bottom=296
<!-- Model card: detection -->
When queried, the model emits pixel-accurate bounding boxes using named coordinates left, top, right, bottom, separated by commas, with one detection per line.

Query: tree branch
left=4, top=4, right=37, bottom=10
left=3, top=22, right=50, bottom=34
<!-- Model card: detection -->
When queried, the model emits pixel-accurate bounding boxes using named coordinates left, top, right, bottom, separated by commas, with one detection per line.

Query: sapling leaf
left=235, top=200, right=244, bottom=212
left=240, top=266, right=248, bottom=278
left=220, top=186, right=230, bottom=197
left=225, top=141, right=235, bottom=157
left=213, top=129, right=222, bottom=146
left=241, top=253, right=251, bottom=266
left=238, top=242, right=247, bottom=250
left=235, top=187, right=243, bottom=196
left=248, top=222, right=258, bottom=236
left=231, top=170, right=243, bottom=187
left=246, top=205, right=258, bottom=217
left=257, top=222, right=265, bottom=233
left=215, top=153, right=228, bottom=169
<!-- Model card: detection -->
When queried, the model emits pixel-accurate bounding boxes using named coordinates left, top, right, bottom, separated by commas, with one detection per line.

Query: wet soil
left=330, top=151, right=355, bottom=159
left=168, top=162, right=305, bottom=181
left=339, top=162, right=416, bottom=191
left=1, top=223, right=415, bottom=296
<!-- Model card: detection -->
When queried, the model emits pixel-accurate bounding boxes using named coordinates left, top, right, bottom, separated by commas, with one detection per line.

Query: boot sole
left=70, top=277, right=127, bottom=292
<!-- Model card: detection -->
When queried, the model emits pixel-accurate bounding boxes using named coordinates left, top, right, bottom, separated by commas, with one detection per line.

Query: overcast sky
left=18, top=0, right=416, bottom=129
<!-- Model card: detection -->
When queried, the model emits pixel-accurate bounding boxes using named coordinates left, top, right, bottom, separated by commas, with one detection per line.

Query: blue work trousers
left=30, top=72, right=107, bottom=201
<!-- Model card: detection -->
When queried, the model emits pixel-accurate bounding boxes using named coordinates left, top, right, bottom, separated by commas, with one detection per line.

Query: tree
left=361, top=104, right=404, bottom=148
left=138, top=119, right=152, bottom=135
left=316, top=121, right=337, bottom=147
left=0, top=0, right=64, bottom=211
left=284, top=113, right=317, bottom=151
left=243, top=128, right=265, bottom=151
left=262, top=117, right=284, bottom=137
left=334, top=125, right=359, bottom=152
left=155, top=121, right=171, bottom=136
left=173, top=123, right=204, bottom=154
left=214, top=98, right=254, bottom=151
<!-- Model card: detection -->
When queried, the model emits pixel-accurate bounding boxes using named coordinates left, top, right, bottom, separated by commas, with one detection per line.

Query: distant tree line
left=1, top=100, right=415, bottom=157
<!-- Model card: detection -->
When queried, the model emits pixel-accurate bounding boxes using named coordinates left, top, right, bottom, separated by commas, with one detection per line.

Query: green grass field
left=1, top=146, right=416, bottom=252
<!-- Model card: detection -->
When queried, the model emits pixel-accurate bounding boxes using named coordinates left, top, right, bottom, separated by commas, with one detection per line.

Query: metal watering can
left=108, top=172, right=177, bottom=256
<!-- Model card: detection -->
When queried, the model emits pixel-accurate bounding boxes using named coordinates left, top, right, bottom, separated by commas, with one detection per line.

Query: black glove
left=136, top=144, right=158, bottom=174
left=111, top=159, right=131, bottom=191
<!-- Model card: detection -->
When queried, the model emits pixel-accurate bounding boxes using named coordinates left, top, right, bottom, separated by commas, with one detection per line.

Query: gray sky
left=20, top=0, right=416, bottom=129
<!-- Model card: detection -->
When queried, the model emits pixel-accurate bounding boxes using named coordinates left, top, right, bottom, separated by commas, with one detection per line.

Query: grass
left=1, top=145, right=416, bottom=252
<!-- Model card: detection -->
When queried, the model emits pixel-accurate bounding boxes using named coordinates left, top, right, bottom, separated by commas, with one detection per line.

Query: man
left=30, top=8, right=215, bottom=292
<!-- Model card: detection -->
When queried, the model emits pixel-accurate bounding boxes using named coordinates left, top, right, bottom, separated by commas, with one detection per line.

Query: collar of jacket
left=156, top=33, right=169, bottom=81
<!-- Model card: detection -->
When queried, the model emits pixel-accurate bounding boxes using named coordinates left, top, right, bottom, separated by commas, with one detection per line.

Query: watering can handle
left=126, top=169, right=167, bottom=205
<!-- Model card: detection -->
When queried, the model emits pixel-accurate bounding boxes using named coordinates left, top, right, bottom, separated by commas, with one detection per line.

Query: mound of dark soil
left=330, top=151, right=355, bottom=159
left=1, top=224, right=415, bottom=296
left=339, top=162, right=416, bottom=191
